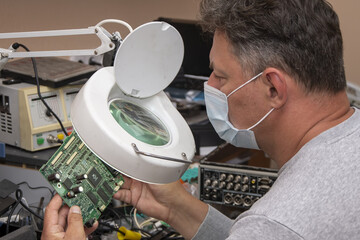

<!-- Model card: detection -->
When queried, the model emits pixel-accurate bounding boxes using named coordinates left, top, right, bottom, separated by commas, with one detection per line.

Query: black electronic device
left=158, top=17, right=212, bottom=78
left=0, top=179, right=19, bottom=199
left=1, top=57, right=97, bottom=88
left=0, top=196, right=16, bottom=217
left=199, top=144, right=278, bottom=209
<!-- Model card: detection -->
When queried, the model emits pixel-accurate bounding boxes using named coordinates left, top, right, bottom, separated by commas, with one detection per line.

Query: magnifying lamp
left=0, top=19, right=195, bottom=184
left=71, top=22, right=195, bottom=184
left=0, top=19, right=196, bottom=228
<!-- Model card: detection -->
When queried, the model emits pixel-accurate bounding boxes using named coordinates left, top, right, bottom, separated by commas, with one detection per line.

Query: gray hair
left=200, top=0, right=346, bottom=94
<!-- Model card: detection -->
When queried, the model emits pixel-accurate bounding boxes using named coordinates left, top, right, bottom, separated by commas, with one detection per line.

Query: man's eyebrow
left=209, top=61, right=228, bottom=77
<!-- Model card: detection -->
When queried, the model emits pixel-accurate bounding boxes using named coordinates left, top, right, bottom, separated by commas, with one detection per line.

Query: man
left=43, top=0, right=360, bottom=239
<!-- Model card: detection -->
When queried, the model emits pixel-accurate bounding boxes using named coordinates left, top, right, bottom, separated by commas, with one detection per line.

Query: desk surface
left=0, top=145, right=57, bottom=168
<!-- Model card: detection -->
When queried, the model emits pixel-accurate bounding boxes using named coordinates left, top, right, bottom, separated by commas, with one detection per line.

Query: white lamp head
left=71, top=22, right=196, bottom=184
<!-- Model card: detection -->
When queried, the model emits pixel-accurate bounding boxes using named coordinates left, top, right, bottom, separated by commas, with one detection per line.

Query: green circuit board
left=39, top=131, right=124, bottom=227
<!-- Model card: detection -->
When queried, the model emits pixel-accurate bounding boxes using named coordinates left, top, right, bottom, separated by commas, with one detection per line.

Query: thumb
left=65, top=206, right=86, bottom=240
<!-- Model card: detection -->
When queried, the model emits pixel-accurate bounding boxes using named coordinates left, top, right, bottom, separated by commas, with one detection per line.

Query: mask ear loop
left=223, top=71, right=272, bottom=130
left=227, top=72, right=263, bottom=98
left=247, top=108, right=275, bottom=130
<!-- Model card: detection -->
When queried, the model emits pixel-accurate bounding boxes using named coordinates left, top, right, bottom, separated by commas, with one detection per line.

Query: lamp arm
left=0, top=19, right=133, bottom=59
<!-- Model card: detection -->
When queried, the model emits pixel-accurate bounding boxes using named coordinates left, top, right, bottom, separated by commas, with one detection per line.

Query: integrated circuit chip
left=97, top=188, right=108, bottom=203
left=103, top=181, right=113, bottom=195
left=88, top=168, right=102, bottom=188
left=63, top=178, right=73, bottom=190
left=86, top=191, right=98, bottom=205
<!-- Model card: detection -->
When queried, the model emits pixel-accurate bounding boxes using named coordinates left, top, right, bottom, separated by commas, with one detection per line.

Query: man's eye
left=214, top=74, right=223, bottom=80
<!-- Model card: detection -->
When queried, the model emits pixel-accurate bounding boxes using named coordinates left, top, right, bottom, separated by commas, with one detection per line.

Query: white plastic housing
left=114, top=22, right=184, bottom=98
left=71, top=67, right=196, bottom=184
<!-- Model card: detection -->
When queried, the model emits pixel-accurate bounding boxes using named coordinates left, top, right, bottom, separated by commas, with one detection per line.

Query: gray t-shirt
left=193, top=107, right=360, bottom=240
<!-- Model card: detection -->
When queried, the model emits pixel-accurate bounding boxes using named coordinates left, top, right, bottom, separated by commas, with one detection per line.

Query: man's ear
left=262, top=68, right=288, bottom=109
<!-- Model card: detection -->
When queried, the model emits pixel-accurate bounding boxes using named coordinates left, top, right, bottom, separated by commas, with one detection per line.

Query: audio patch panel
left=199, top=163, right=278, bottom=209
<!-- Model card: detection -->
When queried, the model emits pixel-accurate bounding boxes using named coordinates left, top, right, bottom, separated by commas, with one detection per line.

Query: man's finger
left=43, top=194, right=63, bottom=229
left=120, top=176, right=132, bottom=189
left=64, top=206, right=86, bottom=239
left=58, top=204, right=70, bottom=229
left=113, top=189, right=133, bottom=204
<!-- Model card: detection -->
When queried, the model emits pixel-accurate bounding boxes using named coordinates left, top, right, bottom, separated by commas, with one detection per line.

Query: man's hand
left=114, top=176, right=187, bottom=222
left=41, top=194, right=98, bottom=240
left=113, top=176, right=208, bottom=239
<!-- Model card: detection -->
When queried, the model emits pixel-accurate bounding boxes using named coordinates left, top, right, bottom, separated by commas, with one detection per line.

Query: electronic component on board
left=47, top=173, right=61, bottom=182
left=72, top=186, right=84, bottom=194
left=40, top=131, right=124, bottom=227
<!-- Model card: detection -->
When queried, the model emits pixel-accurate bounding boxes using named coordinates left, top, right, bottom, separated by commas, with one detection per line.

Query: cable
left=98, top=207, right=123, bottom=228
left=164, top=237, right=185, bottom=240
left=105, top=207, right=122, bottom=221
left=133, top=208, right=141, bottom=229
left=129, top=206, right=135, bottom=229
left=96, top=206, right=182, bottom=240
left=98, top=222, right=126, bottom=235
left=95, top=19, right=133, bottom=33
left=132, top=208, right=156, bottom=238
left=17, top=181, right=55, bottom=197
left=6, top=196, right=21, bottom=234
left=12, top=43, right=69, bottom=137
left=131, top=227, right=152, bottom=237
left=15, top=207, right=24, bottom=223
left=14, top=189, right=44, bottom=221
left=98, top=222, right=153, bottom=240
left=6, top=188, right=46, bottom=234
left=139, top=217, right=157, bottom=228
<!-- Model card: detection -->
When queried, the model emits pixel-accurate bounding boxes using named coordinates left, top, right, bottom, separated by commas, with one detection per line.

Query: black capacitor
left=47, top=173, right=61, bottom=182
left=72, top=186, right=84, bottom=194
left=76, top=174, right=88, bottom=181
left=66, top=191, right=75, bottom=198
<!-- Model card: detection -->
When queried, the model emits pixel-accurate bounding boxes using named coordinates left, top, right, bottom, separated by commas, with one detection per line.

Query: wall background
left=327, top=0, right=360, bottom=86
left=0, top=0, right=358, bottom=85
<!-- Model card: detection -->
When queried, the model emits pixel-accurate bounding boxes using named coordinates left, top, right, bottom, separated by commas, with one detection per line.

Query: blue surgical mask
left=204, top=72, right=274, bottom=149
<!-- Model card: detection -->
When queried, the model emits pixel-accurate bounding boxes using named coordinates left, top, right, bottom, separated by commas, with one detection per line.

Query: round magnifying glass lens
left=109, top=99, right=170, bottom=146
